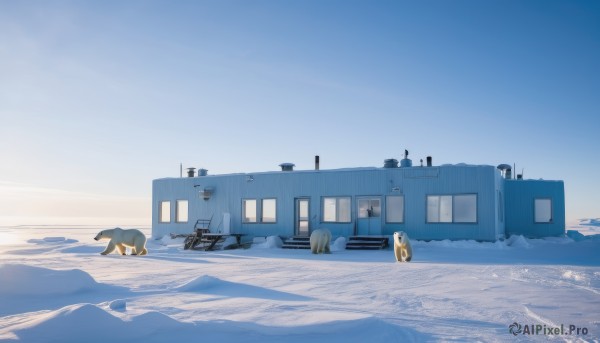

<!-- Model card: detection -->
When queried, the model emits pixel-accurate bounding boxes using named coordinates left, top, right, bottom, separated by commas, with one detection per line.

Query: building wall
left=505, top=180, right=565, bottom=238
left=494, top=171, right=506, bottom=240
left=382, top=166, right=498, bottom=241
left=152, top=165, right=501, bottom=241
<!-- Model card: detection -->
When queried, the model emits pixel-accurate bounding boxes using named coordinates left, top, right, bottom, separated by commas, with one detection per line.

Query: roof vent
left=198, top=168, right=208, bottom=177
left=279, top=163, right=295, bottom=171
left=383, top=159, right=399, bottom=168
left=186, top=167, right=196, bottom=177
left=497, top=164, right=512, bottom=179
left=200, top=187, right=214, bottom=200
left=400, top=149, right=412, bottom=168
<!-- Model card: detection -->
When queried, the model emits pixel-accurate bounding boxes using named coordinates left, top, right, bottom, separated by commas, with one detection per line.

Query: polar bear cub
left=393, top=231, right=412, bottom=262
left=94, top=227, right=148, bottom=256
left=310, top=229, right=331, bottom=254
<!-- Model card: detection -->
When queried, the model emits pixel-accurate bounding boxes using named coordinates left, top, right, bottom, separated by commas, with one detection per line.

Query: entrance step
left=282, top=235, right=389, bottom=250
left=282, top=236, right=311, bottom=249
left=346, top=236, right=389, bottom=250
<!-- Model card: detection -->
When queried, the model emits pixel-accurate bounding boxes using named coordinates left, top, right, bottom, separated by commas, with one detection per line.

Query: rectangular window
left=322, top=197, right=351, bottom=223
left=427, top=194, right=477, bottom=223
left=338, top=198, right=351, bottom=222
left=454, top=195, right=477, bottom=223
left=534, top=198, right=552, bottom=223
left=427, top=196, right=440, bottom=223
left=298, top=199, right=309, bottom=231
left=358, top=198, right=381, bottom=218
left=159, top=201, right=170, bottom=223
left=261, top=198, right=277, bottom=223
left=358, top=199, right=369, bottom=218
left=176, top=200, right=188, bottom=223
left=386, top=196, right=404, bottom=223
left=323, top=198, right=336, bottom=222
left=243, top=199, right=257, bottom=223
left=439, top=195, right=453, bottom=222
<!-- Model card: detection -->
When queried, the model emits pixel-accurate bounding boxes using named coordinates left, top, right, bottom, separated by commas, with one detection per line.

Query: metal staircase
left=281, top=236, right=311, bottom=249
left=345, top=236, right=389, bottom=250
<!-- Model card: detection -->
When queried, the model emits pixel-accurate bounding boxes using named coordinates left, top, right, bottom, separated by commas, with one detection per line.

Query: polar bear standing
left=94, top=227, right=148, bottom=256
left=310, top=229, right=331, bottom=254
left=393, top=231, right=412, bottom=262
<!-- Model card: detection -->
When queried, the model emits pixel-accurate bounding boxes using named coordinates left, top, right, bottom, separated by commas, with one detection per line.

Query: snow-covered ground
left=0, top=224, right=599, bottom=342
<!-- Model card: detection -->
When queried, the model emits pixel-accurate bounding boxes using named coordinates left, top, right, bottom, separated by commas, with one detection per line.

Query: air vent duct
left=400, top=149, right=412, bottom=168
left=383, top=159, right=399, bottom=168
left=497, top=164, right=512, bottom=179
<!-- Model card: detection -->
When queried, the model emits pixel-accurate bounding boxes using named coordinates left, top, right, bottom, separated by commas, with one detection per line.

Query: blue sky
left=0, top=0, right=598, bottom=226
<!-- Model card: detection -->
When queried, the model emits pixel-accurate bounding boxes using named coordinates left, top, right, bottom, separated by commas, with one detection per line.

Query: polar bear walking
left=393, top=231, right=412, bottom=262
left=94, top=227, right=148, bottom=256
left=310, top=229, right=331, bottom=254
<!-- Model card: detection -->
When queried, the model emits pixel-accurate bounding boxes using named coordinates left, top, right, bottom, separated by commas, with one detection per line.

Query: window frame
left=242, top=199, right=258, bottom=223
left=159, top=201, right=171, bottom=223
left=426, top=194, right=478, bottom=224
left=534, top=198, right=553, bottom=223
left=321, top=196, right=352, bottom=223
left=358, top=198, right=381, bottom=219
left=176, top=200, right=188, bottom=223
left=261, top=198, right=277, bottom=223
left=453, top=194, right=477, bottom=223
left=385, top=195, right=405, bottom=223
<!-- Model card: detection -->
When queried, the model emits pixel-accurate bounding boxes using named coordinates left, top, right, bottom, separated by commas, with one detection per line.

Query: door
left=295, top=198, right=310, bottom=236
left=356, top=197, right=382, bottom=236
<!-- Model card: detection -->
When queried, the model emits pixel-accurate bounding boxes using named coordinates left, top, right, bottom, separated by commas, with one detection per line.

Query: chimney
left=426, top=156, right=432, bottom=167
left=315, top=155, right=320, bottom=170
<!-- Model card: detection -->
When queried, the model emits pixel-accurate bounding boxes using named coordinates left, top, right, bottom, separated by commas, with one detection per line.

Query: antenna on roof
left=180, top=163, right=183, bottom=178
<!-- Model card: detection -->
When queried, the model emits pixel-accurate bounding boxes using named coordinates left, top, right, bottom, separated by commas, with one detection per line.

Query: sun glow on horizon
left=0, top=181, right=151, bottom=228
left=0, top=231, right=22, bottom=245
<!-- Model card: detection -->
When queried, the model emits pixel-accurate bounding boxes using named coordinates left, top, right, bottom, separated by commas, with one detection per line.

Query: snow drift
left=0, top=264, right=106, bottom=296
left=0, top=264, right=129, bottom=316
left=5, top=303, right=422, bottom=343
left=175, top=275, right=312, bottom=301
